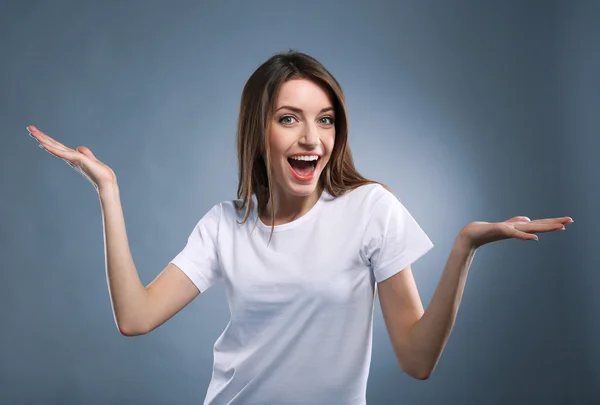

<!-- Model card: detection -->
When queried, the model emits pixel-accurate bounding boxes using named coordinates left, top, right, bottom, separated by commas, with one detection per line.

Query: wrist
left=454, top=230, right=478, bottom=254
left=98, top=180, right=120, bottom=200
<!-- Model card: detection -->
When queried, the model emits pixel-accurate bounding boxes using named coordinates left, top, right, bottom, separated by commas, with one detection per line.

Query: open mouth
left=287, top=155, right=320, bottom=181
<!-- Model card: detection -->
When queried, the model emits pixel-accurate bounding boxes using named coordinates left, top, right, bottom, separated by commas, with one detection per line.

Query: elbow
left=398, top=358, right=435, bottom=380
left=118, top=326, right=140, bottom=337
left=408, top=368, right=433, bottom=380
left=116, top=321, right=148, bottom=337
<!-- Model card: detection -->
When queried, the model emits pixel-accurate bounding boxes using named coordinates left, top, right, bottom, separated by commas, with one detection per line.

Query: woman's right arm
left=99, top=183, right=200, bottom=336
left=28, top=126, right=199, bottom=337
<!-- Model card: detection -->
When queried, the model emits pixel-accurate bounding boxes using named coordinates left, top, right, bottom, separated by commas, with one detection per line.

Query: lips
left=287, top=152, right=322, bottom=159
left=287, top=155, right=319, bottom=182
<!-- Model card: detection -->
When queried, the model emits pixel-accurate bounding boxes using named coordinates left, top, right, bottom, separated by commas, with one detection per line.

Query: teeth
left=289, top=155, right=319, bottom=161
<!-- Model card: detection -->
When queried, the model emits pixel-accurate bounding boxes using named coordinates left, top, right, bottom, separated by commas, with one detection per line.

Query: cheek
left=267, top=131, right=287, bottom=161
left=319, top=132, right=335, bottom=168
left=324, top=131, right=335, bottom=155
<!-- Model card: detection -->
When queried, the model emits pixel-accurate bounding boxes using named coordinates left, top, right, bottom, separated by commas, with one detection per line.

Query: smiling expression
left=267, top=78, right=336, bottom=200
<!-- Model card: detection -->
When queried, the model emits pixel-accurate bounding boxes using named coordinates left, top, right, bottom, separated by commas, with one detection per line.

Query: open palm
left=461, top=215, right=573, bottom=248
left=27, top=125, right=116, bottom=190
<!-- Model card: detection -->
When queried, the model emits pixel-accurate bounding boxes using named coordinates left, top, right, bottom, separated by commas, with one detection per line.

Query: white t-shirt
left=171, top=183, right=434, bottom=405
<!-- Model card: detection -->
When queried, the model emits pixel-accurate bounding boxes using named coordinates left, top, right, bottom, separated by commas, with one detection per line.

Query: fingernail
left=38, top=144, right=45, bottom=150
left=532, top=237, right=539, bottom=241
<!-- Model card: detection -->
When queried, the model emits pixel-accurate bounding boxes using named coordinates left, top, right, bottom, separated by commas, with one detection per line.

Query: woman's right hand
left=27, top=125, right=117, bottom=191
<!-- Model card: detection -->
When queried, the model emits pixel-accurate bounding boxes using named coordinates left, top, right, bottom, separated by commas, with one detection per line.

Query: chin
left=285, top=181, right=320, bottom=197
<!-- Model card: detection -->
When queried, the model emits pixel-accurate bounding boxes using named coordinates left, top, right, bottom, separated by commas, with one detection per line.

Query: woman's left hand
left=459, top=215, right=573, bottom=248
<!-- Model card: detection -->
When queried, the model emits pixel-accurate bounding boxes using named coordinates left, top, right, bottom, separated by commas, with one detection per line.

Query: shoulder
left=213, top=198, right=256, bottom=224
left=190, top=198, right=243, bottom=226
left=339, top=182, right=398, bottom=209
left=320, top=183, right=398, bottom=222
left=346, top=183, right=411, bottom=225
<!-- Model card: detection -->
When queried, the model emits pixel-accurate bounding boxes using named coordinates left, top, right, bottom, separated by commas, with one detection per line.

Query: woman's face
left=268, top=78, right=336, bottom=200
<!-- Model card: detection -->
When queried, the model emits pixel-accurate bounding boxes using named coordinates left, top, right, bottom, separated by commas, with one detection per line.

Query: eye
left=279, top=115, right=297, bottom=125
left=319, top=116, right=335, bottom=125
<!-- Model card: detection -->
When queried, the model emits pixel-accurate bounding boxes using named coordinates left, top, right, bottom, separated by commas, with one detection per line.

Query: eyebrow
left=275, top=105, right=335, bottom=114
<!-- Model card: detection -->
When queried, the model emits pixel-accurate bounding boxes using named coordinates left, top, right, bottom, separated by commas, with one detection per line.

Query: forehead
left=276, top=78, right=332, bottom=109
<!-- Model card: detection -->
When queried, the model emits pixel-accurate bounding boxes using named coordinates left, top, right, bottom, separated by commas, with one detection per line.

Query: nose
left=299, top=122, right=319, bottom=148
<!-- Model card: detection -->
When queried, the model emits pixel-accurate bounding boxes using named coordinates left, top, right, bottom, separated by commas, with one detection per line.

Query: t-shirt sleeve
left=170, top=203, right=222, bottom=293
left=363, top=188, right=434, bottom=282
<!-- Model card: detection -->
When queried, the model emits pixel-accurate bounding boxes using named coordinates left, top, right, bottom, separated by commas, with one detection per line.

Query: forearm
left=98, top=182, right=149, bottom=335
left=408, top=233, right=476, bottom=375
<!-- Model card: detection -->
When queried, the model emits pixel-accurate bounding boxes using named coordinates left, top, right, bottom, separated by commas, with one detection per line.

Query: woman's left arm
left=377, top=215, right=573, bottom=380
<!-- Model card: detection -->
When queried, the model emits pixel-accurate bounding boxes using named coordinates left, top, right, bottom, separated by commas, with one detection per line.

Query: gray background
left=0, top=0, right=597, bottom=404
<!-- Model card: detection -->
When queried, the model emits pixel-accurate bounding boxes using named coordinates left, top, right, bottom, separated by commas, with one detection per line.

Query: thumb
left=505, top=216, right=531, bottom=223
left=77, top=146, right=98, bottom=161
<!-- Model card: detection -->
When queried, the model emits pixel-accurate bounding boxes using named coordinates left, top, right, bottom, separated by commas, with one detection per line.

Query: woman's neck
left=260, top=185, right=323, bottom=226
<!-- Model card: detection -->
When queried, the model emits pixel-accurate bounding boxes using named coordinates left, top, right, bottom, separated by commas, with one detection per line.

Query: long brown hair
left=236, top=50, right=388, bottom=233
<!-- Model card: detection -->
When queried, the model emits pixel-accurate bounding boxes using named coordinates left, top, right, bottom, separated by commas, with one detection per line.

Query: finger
left=28, top=127, right=79, bottom=160
left=38, top=141, right=76, bottom=158
left=28, top=126, right=55, bottom=144
left=38, top=137, right=76, bottom=155
left=515, top=222, right=566, bottom=233
left=27, top=126, right=47, bottom=144
left=39, top=141, right=84, bottom=164
left=529, top=217, right=573, bottom=225
left=509, top=227, right=539, bottom=241
left=28, top=126, right=73, bottom=151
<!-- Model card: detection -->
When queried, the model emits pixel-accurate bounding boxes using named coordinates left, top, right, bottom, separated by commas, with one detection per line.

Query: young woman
left=27, top=51, right=572, bottom=405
